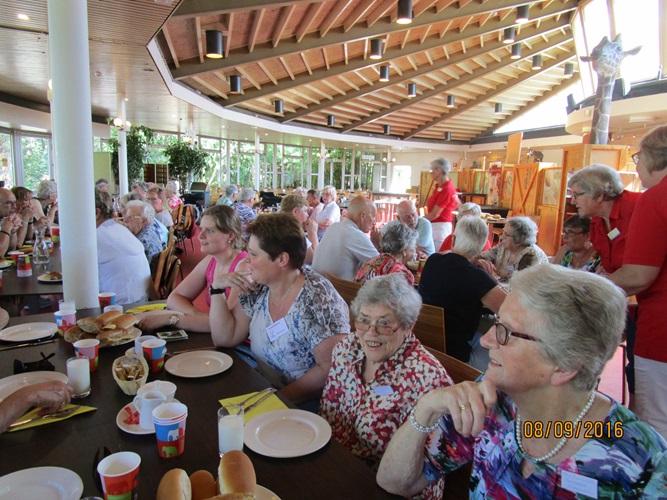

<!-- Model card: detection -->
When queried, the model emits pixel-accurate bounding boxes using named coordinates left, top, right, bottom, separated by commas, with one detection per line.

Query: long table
left=0, top=309, right=399, bottom=499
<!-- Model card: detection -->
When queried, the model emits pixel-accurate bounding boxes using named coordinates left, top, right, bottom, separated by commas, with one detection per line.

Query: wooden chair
left=424, top=346, right=482, bottom=384
left=413, top=304, right=446, bottom=353
left=151, top=246, right=170, bottom=296
left=325, top=273, right=362, bottom=307
left=162, top=256, right=181, bottom=298
left=171, top=203, right=184, bottom=226
left=174, top=205, right=195, bottom=253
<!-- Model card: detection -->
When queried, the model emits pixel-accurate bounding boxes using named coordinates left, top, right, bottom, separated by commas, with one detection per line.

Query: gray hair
left=458, top=202, right=482, bottom=217
left=238, top=187, right=255, bottom=203
left=225, top=185, right=239, bottom=198
left=506, top=216, right=538, bottom=246
left=165, top=180, right=179, bottom=194
left=510, top=264, right=626, bottom=391
left=125, top=199, right=155, bottom=225
left=95, top=178, right=109, bottom=188
left=452, top=216, right=488, bottom=257
left=294, top=187, right=308, bottom=197
left=381, top=223, right=417, bottom=255
left=568, top=164, right=624, bottom=201
left=35, top=179, right=57, bottom=199
left=352, top=274, right=422, bottom=330
left=322, top=185, right=337, bottom=198
left=431, top=158, right=452, bottom=174
left=307, top=188, right=321, bottom=200
left=119, top=192, right=144, bottom=212
left=131, top=181, right=149, bottom=193
left=638, top=125, right=667, bottom=174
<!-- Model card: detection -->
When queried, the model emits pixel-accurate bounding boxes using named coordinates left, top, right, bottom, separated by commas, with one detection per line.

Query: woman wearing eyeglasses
left=552, top=215, right=601, bottom=272
left=320, top=274, right=452, bottom=499
left=378, top=264, right=667, bottom=498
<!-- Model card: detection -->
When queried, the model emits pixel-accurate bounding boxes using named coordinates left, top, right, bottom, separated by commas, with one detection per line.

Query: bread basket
left=112, top=355, right=149, bottom=396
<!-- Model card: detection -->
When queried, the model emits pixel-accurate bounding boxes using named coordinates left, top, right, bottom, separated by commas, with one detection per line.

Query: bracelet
left=0, top=230, right=10, bottom=238
left=409, top=407, right=440, bottom=433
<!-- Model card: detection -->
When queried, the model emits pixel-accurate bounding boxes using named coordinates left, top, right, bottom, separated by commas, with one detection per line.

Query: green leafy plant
left=164, top=141, right=210, bottom=189
left=109, top=125, right=156, bottom=184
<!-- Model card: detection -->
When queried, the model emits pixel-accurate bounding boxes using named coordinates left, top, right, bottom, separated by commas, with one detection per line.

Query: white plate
left=0, top=260, right=12, bottom=269
left=164, top=351, right=233, bottom=378
left=116, top=399, right=181, bottom=435
left=257, top=485, right=281, bottom=500
left=0, top=372, right=68, bottom=403
left=244, top=409, right=332, bottom=458
left=37, top=274, right=62, bottom=283
left=0, top=467, right=83, bottom=499
left=0, top=323, right=58, bottom=343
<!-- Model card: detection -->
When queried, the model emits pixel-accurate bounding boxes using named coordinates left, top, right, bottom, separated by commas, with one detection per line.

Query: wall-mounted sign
left=360, top=154, right=376, bottom=161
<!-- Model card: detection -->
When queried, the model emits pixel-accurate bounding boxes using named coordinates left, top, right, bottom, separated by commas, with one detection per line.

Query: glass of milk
left=66, top=356, right=91, bottom=398
left=217, top=404, right=244, bottom=456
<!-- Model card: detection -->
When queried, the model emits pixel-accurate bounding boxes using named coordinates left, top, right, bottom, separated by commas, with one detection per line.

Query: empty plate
left=0, top=323, right=58, bottom=343
left=0, top=467, right=83, bottom=499
left=0, top=372, right=68, bottom=403
left=164, top=351, right=233, bottom=378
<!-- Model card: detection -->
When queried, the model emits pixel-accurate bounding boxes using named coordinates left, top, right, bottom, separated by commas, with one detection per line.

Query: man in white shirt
left=146, top=186, right=173, bottom=228
left=312, top=197, right=379, bottom=281
left=382, top=200, right=435, bottom=256
left=314, top=185, right=340, bottom=240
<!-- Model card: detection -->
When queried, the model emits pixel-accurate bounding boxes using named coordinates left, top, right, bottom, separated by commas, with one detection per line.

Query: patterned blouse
left=321, top=332, right=452, bottom=499
left=422, top=390, right=667, bottom=498
left=560, top=250, right=601, bottom=273
left=355, top=253, right=415, bottom=286
left=239, top=267, right=349, bottom=388
left=233, top=202, right=257, bottom=241
left=136, top=223, right=163, bottom=265
left=479, top=243, right=549, bottom=280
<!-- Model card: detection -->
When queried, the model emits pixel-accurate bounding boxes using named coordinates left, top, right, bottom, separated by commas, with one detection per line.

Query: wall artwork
left=540, top=168, right=562, bottom=206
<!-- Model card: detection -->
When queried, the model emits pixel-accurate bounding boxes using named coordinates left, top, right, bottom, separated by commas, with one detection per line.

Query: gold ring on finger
left=459, top=403, right=472, bottom=411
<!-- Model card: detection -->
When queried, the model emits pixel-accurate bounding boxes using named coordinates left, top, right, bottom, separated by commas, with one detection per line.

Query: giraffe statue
left=580, top=34, right=641, bottom=145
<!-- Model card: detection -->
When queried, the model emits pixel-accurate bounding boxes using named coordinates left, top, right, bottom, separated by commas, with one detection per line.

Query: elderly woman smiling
left=355, top=223, right=417, bottom=285
left=320, top=274, right=451, bottom=498
left=552, top=215, right=601, bottom=272
left=378, top=264, right=667, bottom=498
left=477, top=216, right=548, bottom=280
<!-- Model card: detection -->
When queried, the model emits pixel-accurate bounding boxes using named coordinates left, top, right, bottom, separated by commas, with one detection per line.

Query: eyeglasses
left=354, top=319, right=401, bottom=336
left=569, top=190, right=587, bottom=200
left=562, top=230, right=585, bottom=238
left=125, top=215, right=144, bottom=221
left=146, top=197, right=159, bottom=202
left=632, top=152, right=640, bottom=165
left=493, top=316, right=539, bottom=345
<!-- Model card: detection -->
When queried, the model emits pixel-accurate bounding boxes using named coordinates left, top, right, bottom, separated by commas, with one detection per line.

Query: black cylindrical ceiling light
left=446, top=95, right=455, bottom=108
left=516, top=4, right=529, bottom=24
left=384, top=125, right=391, bottom=135
left=444, top=131, right=452, bottom=141
left=564, top=62, right=574, bottom=77
left=566, top=94, right=576, bottom=110
left=532, top=55, right=542, bottom=70
left=379, top=65, right=390, bottom=82
left=495, top=103, right=503, bottom=114
left=327, top=115, right=335, bottom=127
left=407, top=83, right=417, bottom=97
left=370, top=38, right=383, bottom=60
left=205, top=30, right=223, bottom=59
left=511, top=43, right=522, bottom=59
left=503, top=26, right=515, bottom=44
left=273, top=99, right=284, bottom=115
left=396, top=0, right=413, bottom=25
left=229, top=75, right=242, bottom=94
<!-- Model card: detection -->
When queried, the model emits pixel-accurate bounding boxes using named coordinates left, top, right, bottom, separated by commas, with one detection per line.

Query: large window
left=21, top=135, right=51, bottom=190
left=0, top=132, right=14, bottom=187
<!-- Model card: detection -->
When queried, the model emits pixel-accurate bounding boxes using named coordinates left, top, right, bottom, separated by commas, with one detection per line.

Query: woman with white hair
left=216, top=184, right=239, bottom=207
left=31, top=179, right=58, bottom=226
left=378, top=264, right=667, bottom=498
left=424, top=158, right=460, bottom=250
left=438, top=202, right=492, bottom=253
left=233, top=187, right=257, bottom=240
left=321, top=274, right=452, bottom=498
left=314, top=185, right=340, bottom=239
left=477, top=216, right=548, bottom=280
left=165, top=180, right=182, bottom=211
left=355, top=223, right=417, bottom=285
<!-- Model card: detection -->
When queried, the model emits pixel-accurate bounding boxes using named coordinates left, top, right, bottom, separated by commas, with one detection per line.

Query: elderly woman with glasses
left=378, top=264, right=667, bottom=498
left=476, top=216, right=548, bottom=281
left=320, top=274, right=452, bottom=498
left=355, top=223, right=417, bottom=286
left=552, top=214, right=601, bottom=272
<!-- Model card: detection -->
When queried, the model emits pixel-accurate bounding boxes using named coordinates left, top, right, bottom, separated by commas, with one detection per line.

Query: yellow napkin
left=220, top=392, right=288, bottom=424
left=125, top=304, right=168, bottom=313
left=8, top=404, right=96, bottom=432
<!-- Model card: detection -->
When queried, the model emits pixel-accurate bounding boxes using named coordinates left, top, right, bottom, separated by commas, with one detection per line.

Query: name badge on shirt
left=437, top=187, right=443, bottom=192
left=561, top=471, right=598, bottom=499
left=607, top=227, right=621, bottom=240
left=373, top=385, right=394, bottom=396
left=506, top=264, right=515, bottom=271
left=266, top=317, right=289, bottom=342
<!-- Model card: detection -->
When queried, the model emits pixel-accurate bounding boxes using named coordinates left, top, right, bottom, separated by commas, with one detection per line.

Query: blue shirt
left=382, top=217, right=435, bottom=256
left=137, top=223, right=163, bottom=265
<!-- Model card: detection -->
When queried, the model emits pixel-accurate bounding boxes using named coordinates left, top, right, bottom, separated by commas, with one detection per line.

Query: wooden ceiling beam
left=366, top=0, right=396, bottom=28
left=296, top=3, right=326, bottom=43
left=248, top=9, right=266, bottom=53
left=273, top=5, right=296, bottom=48
left=279, top=56, right=295, bottom=80
left=171, top=0, right=577, bottom=78
left=257, top=61, right=278, bottom=85
left=343, top=0, right=376, bottom=32
left=225, top=13, right=234, bottom=58
left=192, top=76, right=228, bottom=99
left=172, top=0, right=327, bottom=19
left=161, top=25, right=180, bottom=69
left=195, top=18, right=204, bottom=63
left=301, top=53, right=313, bottom=75
left=320, top=0, right=354, bottom=38
left=236, top=67, right=262, bottom=90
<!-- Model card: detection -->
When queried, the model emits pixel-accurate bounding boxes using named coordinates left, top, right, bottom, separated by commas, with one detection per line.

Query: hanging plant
left=108, top=125, right=156, bottom=184
left=164, top=141, right=210, bottom=190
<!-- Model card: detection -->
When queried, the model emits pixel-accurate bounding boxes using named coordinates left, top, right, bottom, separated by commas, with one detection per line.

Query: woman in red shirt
left=424, top=158, right=460, bottom=250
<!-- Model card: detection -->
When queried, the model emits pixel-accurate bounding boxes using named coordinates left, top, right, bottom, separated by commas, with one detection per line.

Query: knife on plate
left=0, top=339, right=57, bottom=352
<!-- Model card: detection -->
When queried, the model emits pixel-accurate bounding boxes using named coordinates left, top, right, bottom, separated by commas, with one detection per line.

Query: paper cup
left=104, top=304, right=124, bottom=314
left=142, top=338, right=167, bottom=373
left=50, top=225, right=60, bottom=244
left=153, top=403, right=188, bottom=458
left=97, top=451, right=140, bottom=500
left=74, top=338, right=100, bottom=372
left=59, top=299, right=76, bottom=313
left=8, top=251, right=23, bottom=262
left=134, top=335, right=157, bottom=356
left=98, top=292, right=116, bottom=309
left=138, top=380, right=177, bottom=401
left=133, top=390, right=167, bottom=430
left=54, top=310, right=76, bottom=336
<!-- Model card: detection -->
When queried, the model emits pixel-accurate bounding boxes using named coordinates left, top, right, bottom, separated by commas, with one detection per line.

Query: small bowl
left=406, top=261, right=419, bottom=271
left=112, top=355, right=149, bottom=396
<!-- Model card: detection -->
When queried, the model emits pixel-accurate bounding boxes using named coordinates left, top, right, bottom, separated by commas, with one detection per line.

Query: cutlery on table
left=237, top=387, right=276, bottom=408
left=0, top=339, right=57, bottom=352
left=244, top=389, right=278, bottom=412
left=9, top=404, right=81, bottom=428
left=166, top=346, right=217, bottom=358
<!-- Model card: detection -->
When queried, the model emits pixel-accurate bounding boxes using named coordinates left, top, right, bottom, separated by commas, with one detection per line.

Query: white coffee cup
left=133, top=390, right=167, bottom=430
left=138, top=380, right=177, bottom=402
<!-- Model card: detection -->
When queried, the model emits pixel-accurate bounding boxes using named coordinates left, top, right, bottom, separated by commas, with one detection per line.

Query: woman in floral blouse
left=355, top=222, right=417, bottom=286
left=321, top=274, right=452, bottom=499
left=378, top=264, right=667, bottom=498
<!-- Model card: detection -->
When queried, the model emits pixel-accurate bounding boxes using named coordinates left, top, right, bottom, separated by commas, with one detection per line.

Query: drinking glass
left=217, top=404, right=244, bottom=456
left=67, top=357, right=91, bottom=398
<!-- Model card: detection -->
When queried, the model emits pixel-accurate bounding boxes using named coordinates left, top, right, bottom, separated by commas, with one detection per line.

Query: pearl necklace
left=515, top=392, right=596, bottom=464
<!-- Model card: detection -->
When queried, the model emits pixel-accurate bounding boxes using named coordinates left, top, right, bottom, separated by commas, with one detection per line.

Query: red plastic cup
left=97, top=451, right=141, bottom=500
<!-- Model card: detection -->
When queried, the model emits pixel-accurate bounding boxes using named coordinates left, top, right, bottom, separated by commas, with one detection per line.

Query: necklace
left=515, top=392, right=596, bottom=464
left=570, top=247, right=593, bottom=269
left=269, top=271, right=300, bottom=310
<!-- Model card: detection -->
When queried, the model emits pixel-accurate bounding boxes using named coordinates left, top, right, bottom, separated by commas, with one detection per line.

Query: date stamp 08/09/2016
left=522, top=420, right=624, bottom=440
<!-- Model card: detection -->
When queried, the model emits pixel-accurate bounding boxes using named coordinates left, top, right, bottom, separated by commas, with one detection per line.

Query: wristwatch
left=209, top=286, right=225, bottom=296
left=168, top=315, right=180, bottom=326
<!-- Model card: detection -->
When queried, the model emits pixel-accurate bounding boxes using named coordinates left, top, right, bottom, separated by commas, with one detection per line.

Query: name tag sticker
left=561, top=470, right=598, bottom=499
left=373, top=385, right=394, bottom=396
left=266, top=317, right=289, bottom=342
left=607, top=227, right=621, bottom=240
left=506, top=264, right=515, bottom=271
left=437, top=188, right=443, bottom=192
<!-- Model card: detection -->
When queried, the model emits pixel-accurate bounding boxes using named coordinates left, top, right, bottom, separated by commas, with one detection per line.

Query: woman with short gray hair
left=314, top=185, right=341, bottom=239
left=321, top=274, right=452, bottom=498
left=424, top=157, right=460, bottom=250
left=477, top=216, right=548, bottom=280
left=355, top=223, right=417, bottom=285
left=233, top=187, right=257, bottom=240
left=31, top=179, right=58, bottom=226
left=165, top=180, right=182, bottom=211
left=216, top=184, right=239, bottom=206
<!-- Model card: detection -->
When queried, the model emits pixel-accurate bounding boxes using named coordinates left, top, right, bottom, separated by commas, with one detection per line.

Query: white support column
left=117, top=95, right=128, bottom=195
left=225, top=139, right=230, bottom=185
left=254, top=131, right=261, bottom=190
left=272, top=143, right=278, bottom=189
left=318, top=140, right=325, bottom=190
left=306, top=148, right=312, bottom=189
left=350, top=149, right=356, bottom=191
left=47, top=0, right=99, bottom=309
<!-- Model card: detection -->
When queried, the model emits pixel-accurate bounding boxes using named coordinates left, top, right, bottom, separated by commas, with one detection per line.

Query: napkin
left=8, top=404, right=96, bottom=432
left=125, top=303, right=168, bottom=313
left=220, top=392, right=288, bottom=424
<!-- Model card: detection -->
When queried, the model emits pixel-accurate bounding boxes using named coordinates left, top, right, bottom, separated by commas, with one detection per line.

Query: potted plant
left=164, top=141, right=210, bottom=192
left=108, top=125, right=155, bottom=184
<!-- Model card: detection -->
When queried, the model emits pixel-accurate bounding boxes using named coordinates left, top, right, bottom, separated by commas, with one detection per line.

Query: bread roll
left=96, top=328, right=135, bottom=343
left=98, top=310, right=123, bottom=325
left=190, top=470, right=216, bottom=500
left=64, top=326, right=86, bottom=343
left=111, top=313, right=139, bottom=330
left=77, top=317, right=103, bottom=334
left=157, top=468, right=191, bottom=500
left=218, top=451, right=256, bottom=496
